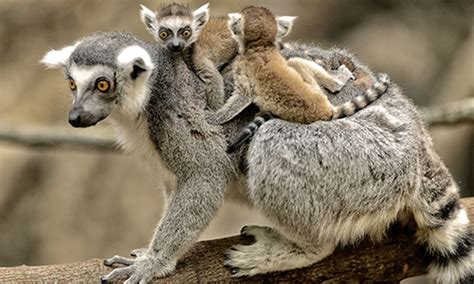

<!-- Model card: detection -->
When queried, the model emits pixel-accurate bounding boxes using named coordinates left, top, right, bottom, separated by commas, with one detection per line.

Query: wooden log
left=1, top=197, right=473, bottom=283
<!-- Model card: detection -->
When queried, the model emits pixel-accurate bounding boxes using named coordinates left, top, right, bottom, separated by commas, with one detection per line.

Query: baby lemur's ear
left=227, top=13, right=242, bottom=36
left=192, top=3, right=210, bottom=32
left=40, top=42, right=79, bottom=69
left=140, top=4, right=158, bottom=35
left=117, top=45, right=154, bottom=80
left=276, top=16, right=297, bottom=38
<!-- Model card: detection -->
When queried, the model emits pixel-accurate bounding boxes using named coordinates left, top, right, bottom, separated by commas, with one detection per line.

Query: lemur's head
left=228, top=6, right=296, bottom=51
left=140, top=3, right=209, bottom=53
left=41, top=32, right=154, bottom=128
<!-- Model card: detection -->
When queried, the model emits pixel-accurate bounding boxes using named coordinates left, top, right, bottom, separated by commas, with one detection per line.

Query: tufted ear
left=276, top=16, right=297, bottom=38
left=40, top=43, right=78, bottom=69
left=140, top=4, right=158, bottom=35
left=117, top=45, right=154, bottom=80
left=192, top=3, right=209, bottom=33
left=227, top=13, right=242, bottom=36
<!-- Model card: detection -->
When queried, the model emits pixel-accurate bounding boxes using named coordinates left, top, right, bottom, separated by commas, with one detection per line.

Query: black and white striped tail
left=227, top=112, right=274, bottom=153
left=415, top=184, right=474, bottom=283
left=227, top=73, right=390, bottom=153
left=332, top=73, right=391, bottom=119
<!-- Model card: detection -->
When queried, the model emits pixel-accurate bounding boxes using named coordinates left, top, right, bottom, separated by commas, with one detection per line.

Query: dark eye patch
left=159, top=28, right=173, bottom=38
left=94, top=76, right=113, bottom=92
left=178, top=26, right=191, bottom=33
left=231, top=21, right=241, bottom=34
left=95, top=76, right=110, bottom=85
left=179, top=27, right=192, bottom=39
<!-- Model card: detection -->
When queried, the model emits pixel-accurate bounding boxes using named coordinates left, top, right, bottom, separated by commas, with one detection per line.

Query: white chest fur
left=108, top=113, right=176, bottom=194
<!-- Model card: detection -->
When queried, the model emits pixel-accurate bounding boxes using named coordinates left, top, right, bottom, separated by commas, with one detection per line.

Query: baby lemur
left=141, top=3, right=354, bottom=113
left=140, top=3, right=237, bottom=110
left=214, top=6, right=390, bottom=131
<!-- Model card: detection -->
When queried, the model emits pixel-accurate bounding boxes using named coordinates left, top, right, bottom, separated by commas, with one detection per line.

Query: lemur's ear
left=276, top=16, right=297, bottom=38
left=192, top=3, right=209, bottom=32
left=117, top=45, right=154, bottom=80
left=40, top=43, right=78, bottom=69
left=227, top=13, right=242, bottom=35
left=140, top=4, right=158, bottom=35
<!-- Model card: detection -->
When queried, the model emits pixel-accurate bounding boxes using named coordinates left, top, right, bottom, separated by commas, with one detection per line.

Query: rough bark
left=1, top=197, right=473, bottom=283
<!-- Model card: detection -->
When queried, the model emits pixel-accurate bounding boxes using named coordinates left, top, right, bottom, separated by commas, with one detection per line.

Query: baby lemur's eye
left=68, top=79, right=76, bottom=90
left=159, top=31, right=169, bottom=39
left=181, top=29, right=192, bottom=38
left=96, top=80, right=110, bottom=92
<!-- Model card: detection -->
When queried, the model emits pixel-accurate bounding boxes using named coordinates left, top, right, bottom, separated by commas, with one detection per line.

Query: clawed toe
left=130, top=248, right=147, bottom=258
left=104, top=255, right=135, bottom=267
left=230, top=267, right=239, bottom=275
left=101, top=266, right=135, bottom=282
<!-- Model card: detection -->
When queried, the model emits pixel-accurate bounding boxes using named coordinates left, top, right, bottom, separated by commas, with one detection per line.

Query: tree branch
left=1, top=197, right=472, bottom=283
left=0, top=127, right=117, bottom=152
left=421, top=97, right=474, bottom=126
left=0, top=99, right=472, bottom=152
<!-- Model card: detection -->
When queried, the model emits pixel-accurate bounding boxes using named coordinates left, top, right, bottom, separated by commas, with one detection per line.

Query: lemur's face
left=156, top=18, right=194, bottom=53
left=140, top=4, right=209, bottom=54
left=42, top=43, right=154, bottom=128
left=64, top=64, right=116, bottom=127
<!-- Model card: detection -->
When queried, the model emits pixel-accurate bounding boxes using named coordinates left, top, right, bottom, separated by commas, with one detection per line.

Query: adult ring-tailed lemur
left=41, top=31, right=473, bottom=283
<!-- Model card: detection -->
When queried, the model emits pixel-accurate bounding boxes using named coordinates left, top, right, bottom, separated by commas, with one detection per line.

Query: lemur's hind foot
left=224, top=225, right=335, bottom=277
left=329, top=64, right=355, bottom=92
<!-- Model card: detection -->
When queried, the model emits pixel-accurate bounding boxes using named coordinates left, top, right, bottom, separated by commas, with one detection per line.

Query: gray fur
left=140, top=4, right=225, bottom=111
left=42, top=32, right=472, bottom=283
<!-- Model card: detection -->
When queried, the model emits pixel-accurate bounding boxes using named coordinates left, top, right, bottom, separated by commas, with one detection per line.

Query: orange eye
left=68, top=79, right=76, bottom=90
left=182, top=30, right=192, bottom=37
left=96, top=80, right=110, bottom=92
left=159, top=31, right=169, bottom=39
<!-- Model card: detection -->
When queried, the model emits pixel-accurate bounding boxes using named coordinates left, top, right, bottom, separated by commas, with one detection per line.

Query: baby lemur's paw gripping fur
left=328, top=64, right=355, bottom=92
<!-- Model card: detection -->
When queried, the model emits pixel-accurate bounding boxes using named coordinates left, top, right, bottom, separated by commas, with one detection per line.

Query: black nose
left=68, top=112, right=82, bottom=127
left=168, top=43, right=183, bottom=52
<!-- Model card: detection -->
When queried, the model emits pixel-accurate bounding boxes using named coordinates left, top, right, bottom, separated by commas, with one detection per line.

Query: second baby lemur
left=214, top=6, right=390, bottom=136
left=140, top=3, right=237, bottom=110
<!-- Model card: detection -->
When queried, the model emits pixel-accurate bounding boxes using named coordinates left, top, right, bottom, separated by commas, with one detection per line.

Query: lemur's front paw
left=101, top=251, right=176, bottom=284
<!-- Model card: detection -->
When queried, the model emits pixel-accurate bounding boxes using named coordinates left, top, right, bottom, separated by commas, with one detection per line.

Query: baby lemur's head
left=140, top=3, right=209, bottom=53
left=228, top=6, right=297, bottom=52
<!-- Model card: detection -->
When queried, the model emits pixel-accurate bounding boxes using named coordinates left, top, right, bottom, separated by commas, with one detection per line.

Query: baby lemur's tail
left=332, top=73, right=391, bottom=119
left=227, top=112, right=274, bottom=153
left=227, top=73, right=390, bottom=153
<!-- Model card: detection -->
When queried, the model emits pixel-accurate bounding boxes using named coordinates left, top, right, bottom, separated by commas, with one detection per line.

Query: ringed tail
left=227, top=73, right=391, bottom=153
left=332, top=73, right=390, bottom=119
left=226, top=112, right=274, bottom=153
left=414, top=183, right=473, bottom=283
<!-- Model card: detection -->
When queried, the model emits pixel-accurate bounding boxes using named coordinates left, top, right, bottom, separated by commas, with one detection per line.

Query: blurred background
left=0, top=0, right=472, bottom=280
